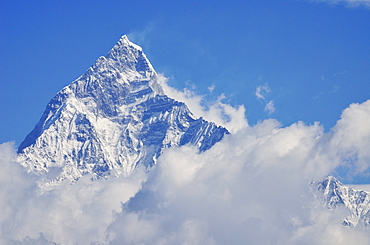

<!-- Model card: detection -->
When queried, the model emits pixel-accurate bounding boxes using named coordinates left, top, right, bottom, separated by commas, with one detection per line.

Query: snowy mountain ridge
left=314, top=176, right=370, bottom=227
left=17, top=35, right=228, bottom=182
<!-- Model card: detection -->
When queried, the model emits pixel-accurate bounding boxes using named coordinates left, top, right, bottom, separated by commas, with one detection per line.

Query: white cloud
left=127, top=22, right=157, bottom=44
left=330, top=85, right=340, bottom=94
left=0, top=142, right=146, bottom=244
left=256, top=84, right=276, bottom=115
left=0, top=142, right=38, bottom=244
left=311, top=0, right=370, bottom=8
left=1, top=78, right=370, bottom=244
left=265, top=100, right=276, bottom=115
left=255, top=84, right=271, bottom=101
left=208, top=84, right=215, bottom=93
left=330, top=100, right=370, bottom=174
left=106, top=107, right=370, bottom=244
left=158, top=74, right=248, bottom=133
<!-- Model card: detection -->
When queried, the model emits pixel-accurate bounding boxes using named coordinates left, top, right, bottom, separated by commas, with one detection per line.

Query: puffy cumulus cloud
left=291, top=207, right=370, bottom=245
left=13, top=172, right=146, bottom=244
left=106, top=121, right=328, bottom=244
left=0, top=142, right=38, bottom=244
left=0, top=142, right=146, bottom=244
left=330, top=100, right=370, bottom=175
left=158, top=74, right=248, bottom=133
left=1, top=85, right=370, bottom=243
left=108, top=99, right=370, bottom=244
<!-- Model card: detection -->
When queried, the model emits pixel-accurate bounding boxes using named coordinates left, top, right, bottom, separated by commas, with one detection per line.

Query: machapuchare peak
left=115, top=35, right=141, bottom=50
left=17, top=35, right=228, bottom=183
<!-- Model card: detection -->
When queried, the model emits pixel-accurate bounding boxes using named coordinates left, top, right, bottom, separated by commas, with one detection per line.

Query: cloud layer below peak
left=1, top=82, right=370, bottom=244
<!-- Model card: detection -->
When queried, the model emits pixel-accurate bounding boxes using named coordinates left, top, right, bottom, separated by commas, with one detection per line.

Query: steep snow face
left=314, top=176, right=370, bottom=227
left=17, top=35, right=228, bottom=182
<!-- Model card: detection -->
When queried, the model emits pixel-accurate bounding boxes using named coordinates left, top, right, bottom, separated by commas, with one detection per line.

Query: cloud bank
left=1, top=83, right=370, bottom=244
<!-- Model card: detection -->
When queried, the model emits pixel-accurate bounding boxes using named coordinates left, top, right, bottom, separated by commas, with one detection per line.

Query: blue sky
left=0, top=0, right=369, bottom=146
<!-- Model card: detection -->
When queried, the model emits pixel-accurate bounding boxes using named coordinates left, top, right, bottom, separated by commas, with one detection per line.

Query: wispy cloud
left=255, top=84, right=271, bottom=100
left=208, top=84, right=215, bottom=93
left=330, top=85, right=340, bottom=94
left=311, top=0, right=370, bottom=8
left=265, top=100, right=276, bottom=115
left=256, top=84, right=276, bottom=115
left=127, top=22, right=157, bottom=45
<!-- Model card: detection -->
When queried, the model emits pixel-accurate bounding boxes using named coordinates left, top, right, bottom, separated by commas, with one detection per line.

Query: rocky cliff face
left=17, top=35, right=228, bottom=182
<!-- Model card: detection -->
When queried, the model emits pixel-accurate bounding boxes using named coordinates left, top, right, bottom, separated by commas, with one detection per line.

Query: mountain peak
left=115, top=35, right=142, bottom=51
left=314, top=176, right=370, bottom=227
left=108, top=34, right=143, bottom=58
left=17, top=35, right=229, bottom=182
left=119, top=34, right=130, bottom=42
left=103, top=35, right=154, bottom=77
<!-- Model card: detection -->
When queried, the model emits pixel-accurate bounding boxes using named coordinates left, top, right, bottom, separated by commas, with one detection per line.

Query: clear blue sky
left=1, top=0, right=369, bottom=146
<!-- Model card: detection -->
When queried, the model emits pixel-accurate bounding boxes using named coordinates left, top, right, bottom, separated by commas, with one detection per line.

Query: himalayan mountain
left=314, top=176, right=370, bottom=227
left=16, top=35, right=370, bottom=227
left=17, top=35, right=228, bottom=183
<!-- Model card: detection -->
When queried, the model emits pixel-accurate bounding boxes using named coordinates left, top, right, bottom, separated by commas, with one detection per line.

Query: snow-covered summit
left=105, top=35, right=157, bottom=81
left=314, top=176, right=370, bottom=227
left=111, top=35, right=144, bottom=53
left=17, top=35, right=228, bottom=182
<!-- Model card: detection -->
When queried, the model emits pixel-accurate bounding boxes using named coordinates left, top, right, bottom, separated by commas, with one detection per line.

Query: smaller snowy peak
left=315, top=176, right=345, bottom=209
left=313, top=176, right=370, bottom=227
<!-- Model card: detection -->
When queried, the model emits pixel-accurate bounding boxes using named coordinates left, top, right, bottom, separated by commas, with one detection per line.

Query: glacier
left=17, top=35, right=228, bottom=182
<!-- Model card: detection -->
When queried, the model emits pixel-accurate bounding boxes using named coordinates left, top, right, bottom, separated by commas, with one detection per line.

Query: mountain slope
left=314, top=176, right=370, bottom=227
left=17, top=35, right=228, bottom=182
